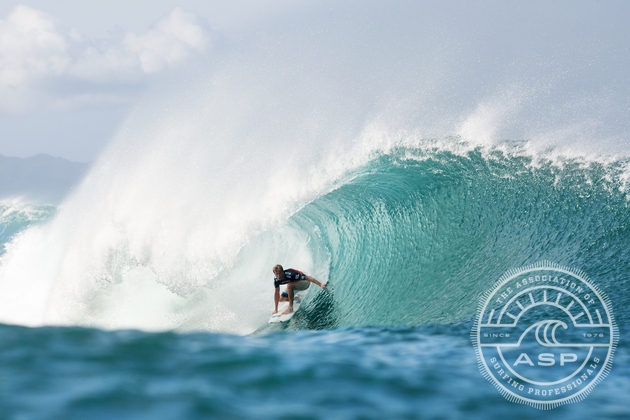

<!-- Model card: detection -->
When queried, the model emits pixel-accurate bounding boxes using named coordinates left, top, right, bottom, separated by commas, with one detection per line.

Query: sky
left=0, top=0, right=313, bottom=162
left=0, top=1, right=629, bottom=162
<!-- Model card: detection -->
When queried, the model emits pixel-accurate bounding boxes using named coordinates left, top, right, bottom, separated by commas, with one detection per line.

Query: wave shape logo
left=526, top=320, right=567, bottom=346
left=471, top=261, right=617, bottom=410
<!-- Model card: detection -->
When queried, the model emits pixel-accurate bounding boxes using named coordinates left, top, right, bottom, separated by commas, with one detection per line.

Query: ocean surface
left=0, top=323, right=627, bottom=420
left=2, top=2, right=630, bottom=418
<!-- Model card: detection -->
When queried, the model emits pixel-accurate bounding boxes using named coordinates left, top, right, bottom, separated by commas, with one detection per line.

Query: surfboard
left=269, top=293, right=303, bottom=323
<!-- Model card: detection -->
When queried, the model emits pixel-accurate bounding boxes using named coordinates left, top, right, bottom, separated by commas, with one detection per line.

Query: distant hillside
left=0, top=154, right=90, bottom=204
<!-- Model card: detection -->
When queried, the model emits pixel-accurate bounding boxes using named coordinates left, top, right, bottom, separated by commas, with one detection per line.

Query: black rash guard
left=274, top=268, right=306, bottom=288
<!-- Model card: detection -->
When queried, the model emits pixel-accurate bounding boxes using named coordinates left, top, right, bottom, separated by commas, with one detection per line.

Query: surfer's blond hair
left=272, top=264, right=284, bottom=274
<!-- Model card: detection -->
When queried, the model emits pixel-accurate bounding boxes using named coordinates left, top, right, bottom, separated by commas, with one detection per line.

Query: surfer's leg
left=283, top=280, right=310, bottom=314
left=292, top=280, right=310, bottom=291
left=283, top=285, right=295, bottom=314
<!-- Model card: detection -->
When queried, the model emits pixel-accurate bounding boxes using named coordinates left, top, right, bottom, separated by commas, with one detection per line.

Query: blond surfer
left=272, top=264, right=327, bottom=315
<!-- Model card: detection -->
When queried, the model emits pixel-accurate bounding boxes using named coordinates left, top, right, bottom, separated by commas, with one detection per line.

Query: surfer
left=273, top=264, right=327, bottom=315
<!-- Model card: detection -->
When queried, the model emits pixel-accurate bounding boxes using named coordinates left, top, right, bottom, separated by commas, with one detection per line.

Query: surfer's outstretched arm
left=305, top=275, right=328, bottom=288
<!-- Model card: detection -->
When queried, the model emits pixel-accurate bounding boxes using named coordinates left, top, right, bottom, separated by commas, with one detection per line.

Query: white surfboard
left=269, top=293, right=303, bottom=323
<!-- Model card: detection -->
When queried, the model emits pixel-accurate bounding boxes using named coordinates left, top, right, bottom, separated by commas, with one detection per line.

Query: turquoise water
left=1, top=148, right=629, bottom=418
left=273, top=148, right=630, bottom=330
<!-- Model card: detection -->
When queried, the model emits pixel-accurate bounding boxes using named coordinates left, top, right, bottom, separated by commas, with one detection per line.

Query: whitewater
left=0, top=1, right=629, bottom=418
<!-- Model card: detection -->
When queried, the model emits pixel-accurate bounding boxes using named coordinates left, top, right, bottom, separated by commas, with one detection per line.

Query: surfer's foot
left=322, top=280, right=328, bottom=288
left=282, top=307, right=294, bottom=315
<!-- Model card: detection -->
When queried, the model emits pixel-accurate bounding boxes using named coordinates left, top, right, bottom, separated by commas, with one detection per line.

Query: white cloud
left=0, top=5, right=214, bottom=111
left=124, top=7, right=211, bottom=73
left=0, top=5, right=69, bottom=86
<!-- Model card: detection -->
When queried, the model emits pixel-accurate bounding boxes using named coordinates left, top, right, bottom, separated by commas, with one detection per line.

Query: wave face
left=288, top=148, right=630, bottom=330
left=0, top=2, right=629, bottom=333
left=1, top=146, right=629, bottom=333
